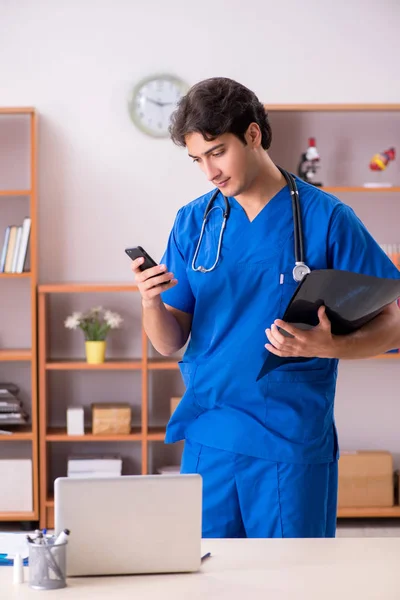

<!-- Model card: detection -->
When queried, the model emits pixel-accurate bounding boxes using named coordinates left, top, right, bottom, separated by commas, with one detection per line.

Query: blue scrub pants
left=181, top=439, right=338, bottom=538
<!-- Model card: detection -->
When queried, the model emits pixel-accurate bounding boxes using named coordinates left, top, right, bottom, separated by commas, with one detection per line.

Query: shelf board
left=0, top=349, right=32, bottom=362
left=0, top=189, right=31, bottom=196
left=0, top=427, right=33, bottom=441
left=46, top=427, right=142, bottom=442
left=0, top=272, right=31, bottom=278
left=147, top=428, right=166, bottom=441
left=322, top=186, right=400, bottom=193
left=337, top=506, right=400, bottom=518
left=372, top=353, right=400, bottom=359
left=0, top=107, right=35, bottom=115
left=0, top=510, right=37, bottom=521
left=266, top=104, right=400, bottom=112
left=45, top=359, right=142, bottom=370
left=39, top=283, right=138, bottom=294
left=148, top=359, right=179, bottom=370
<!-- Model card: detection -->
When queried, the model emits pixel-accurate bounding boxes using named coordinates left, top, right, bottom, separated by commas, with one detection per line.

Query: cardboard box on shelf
left=91, top=403, right=131, bottom=435
left=170, top=397, right=182, bottom=415
left=338, top=450, right=394, bottom=508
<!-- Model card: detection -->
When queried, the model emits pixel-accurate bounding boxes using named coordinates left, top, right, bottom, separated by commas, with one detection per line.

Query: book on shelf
left=0, top=412, right=28, bottom=424
left=0, top=383, right=19, bottom=394
left=0, top=227, right=10, bottom=272
left=0, top=399, right=23, bottom=412
left=3, top=225, right=17, bottom=272
left=10, top=226, right=22, bottom=273
left=0, top=384, right=27, bottom=426
left=0, top=217, right=31, bottom=273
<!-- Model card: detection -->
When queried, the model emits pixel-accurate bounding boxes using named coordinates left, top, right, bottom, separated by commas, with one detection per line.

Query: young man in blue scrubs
left=131, top=77, right=400, bottom=538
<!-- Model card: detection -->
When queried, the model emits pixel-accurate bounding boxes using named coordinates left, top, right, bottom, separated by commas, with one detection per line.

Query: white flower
left=90, top=306, right=103, bottom=314
left=104, top=310, right=123, bottom=329
left=64, top=312, right=83, bottom=329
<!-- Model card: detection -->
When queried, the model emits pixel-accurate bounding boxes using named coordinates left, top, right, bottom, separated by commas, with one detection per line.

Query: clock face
left=129, top=74, right=189, bottom=138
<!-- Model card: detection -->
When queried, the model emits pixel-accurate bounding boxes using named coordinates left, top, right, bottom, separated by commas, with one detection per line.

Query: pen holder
left=28, top=539, right=67, bottom=590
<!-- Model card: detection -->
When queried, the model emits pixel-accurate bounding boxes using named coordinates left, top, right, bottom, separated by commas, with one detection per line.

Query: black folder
left=257, top=269, right=400, bottom=380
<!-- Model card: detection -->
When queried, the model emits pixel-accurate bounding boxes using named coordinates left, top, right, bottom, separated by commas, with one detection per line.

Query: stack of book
left=0, top=217, right=31, bottom=273
left=0, top=383, right=28, bottom=428
left=67, top=455, right=123, bottom=478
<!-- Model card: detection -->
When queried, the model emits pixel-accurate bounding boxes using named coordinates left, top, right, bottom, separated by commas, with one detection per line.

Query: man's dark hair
left=169, top=77, right=272, bottom=150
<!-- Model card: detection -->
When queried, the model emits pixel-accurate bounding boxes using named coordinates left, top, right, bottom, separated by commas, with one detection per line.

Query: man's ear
left=245, top=122, right=262, bottom=148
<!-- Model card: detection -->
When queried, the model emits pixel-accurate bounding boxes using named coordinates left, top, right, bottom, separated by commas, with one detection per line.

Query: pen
left=42, top=531, right=64, bottom=579
left=53, top=528, right=70, bottom=546
left=201, top=552, right=211, bottom=562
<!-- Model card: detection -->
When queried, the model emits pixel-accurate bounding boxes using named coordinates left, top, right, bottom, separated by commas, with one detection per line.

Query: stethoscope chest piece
left=292, top=262, right=311, bottom=283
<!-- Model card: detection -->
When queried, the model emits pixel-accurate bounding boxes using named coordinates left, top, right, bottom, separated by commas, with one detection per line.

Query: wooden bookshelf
left=0, top=272, right=32, bottom=279
left=0, top=190, right=31, bottom=196
left=0, top=427, right=33, bottom=441
left=46, top=427, right=142, bottom=442
left=147, top=427, right=167, bottom=442
left=0, top=107, right=35, bottom=115
left=45, top=359, right=142, bottom=370
left=0, top=510, right=37, bottom=522
left=338, top=506, right=400, bottom=518
left=148, top=359, right=180, bottom=370
left=37, top=283, right=180, bottom=528
left=0, top=108, right=39, bottom=523
left=0, top=349, right=33, bottom=361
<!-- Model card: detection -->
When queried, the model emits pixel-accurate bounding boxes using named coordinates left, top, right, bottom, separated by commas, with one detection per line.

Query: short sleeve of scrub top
left=159, top=209, right=195, bottom=314
left=328, top=202, right=400, bottom=280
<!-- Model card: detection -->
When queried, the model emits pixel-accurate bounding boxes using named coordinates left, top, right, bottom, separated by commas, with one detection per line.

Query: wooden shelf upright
left=0, top=107, right=39, bottom=522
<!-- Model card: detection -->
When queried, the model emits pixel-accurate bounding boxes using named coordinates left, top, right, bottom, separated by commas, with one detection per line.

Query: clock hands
left=146, top=97, right=174, bottom=108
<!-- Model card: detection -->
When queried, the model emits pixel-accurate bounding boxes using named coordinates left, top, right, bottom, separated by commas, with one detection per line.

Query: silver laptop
left=54, top=474, right=202, bottom=576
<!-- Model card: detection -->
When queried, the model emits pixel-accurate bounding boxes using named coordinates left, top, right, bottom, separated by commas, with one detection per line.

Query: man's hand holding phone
left=126, top=246, right=177, bottom=307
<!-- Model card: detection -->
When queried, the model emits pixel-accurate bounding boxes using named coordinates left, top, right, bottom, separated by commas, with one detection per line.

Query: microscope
left=297, top=137, right=323, bottom=187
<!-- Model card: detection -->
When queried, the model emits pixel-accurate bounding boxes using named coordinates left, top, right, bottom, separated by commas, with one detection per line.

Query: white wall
left=1, top=0, right=400, bottom=465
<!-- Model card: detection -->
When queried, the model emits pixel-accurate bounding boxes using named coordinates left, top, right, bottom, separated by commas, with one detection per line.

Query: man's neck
left=235, top=158, right=286, bottom=221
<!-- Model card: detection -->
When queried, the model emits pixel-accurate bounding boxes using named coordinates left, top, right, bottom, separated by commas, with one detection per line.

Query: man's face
left=185, top=131, right=258, bottom=198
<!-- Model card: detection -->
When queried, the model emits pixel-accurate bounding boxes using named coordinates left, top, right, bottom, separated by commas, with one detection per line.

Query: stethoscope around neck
left=191, top=166, right=311, bottom=283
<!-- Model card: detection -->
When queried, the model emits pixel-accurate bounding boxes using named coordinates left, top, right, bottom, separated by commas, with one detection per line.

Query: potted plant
left=64, top=306, right=123, bottom=364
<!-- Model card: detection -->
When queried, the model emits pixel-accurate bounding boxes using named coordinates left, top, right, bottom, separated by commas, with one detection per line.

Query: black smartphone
left=125, top=246, right=158, bottom=271
left=125, top=246, right=171, bottom=285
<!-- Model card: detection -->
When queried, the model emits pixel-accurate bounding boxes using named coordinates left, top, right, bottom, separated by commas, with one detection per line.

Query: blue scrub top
left=160, top=178, right=400, bottom=464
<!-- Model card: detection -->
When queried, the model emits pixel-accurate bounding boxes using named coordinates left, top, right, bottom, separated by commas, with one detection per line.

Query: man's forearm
left=142, top=300, right=186, bottom=356
left=332, top=303, right=400, bottom=359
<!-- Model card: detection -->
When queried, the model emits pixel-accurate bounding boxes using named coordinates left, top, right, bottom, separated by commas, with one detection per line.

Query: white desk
left=2, top=537, right=399, bottom=599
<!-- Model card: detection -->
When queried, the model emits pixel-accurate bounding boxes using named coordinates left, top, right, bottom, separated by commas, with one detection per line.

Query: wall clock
left=129, top=74, right=189, bottom=138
